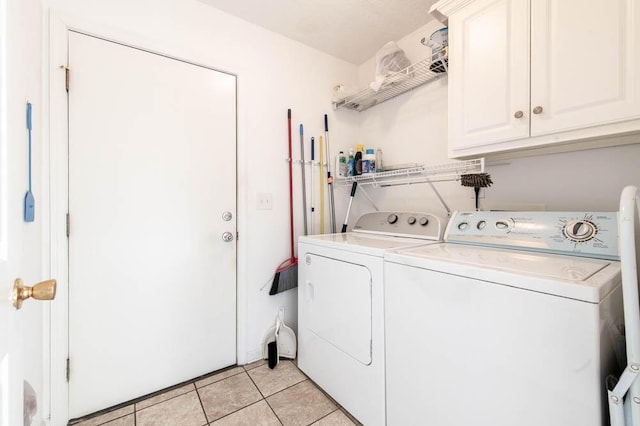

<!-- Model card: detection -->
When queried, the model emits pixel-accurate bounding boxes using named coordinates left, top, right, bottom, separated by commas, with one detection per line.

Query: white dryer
left=384, top=211, right=624, bottom=426
left=297, top=211, right=443, bottom=426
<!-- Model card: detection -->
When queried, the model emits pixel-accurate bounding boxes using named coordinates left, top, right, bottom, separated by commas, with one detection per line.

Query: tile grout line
left=245, top=363, right=295, bottom=426
left=77, top=365, right=243, bottom=425
left=261, top=393, right=285, bottom=426
left=132, top=384, right=195, bottom=413
left=245, top=367, right=286, bottom=424
left=200, top=367, right=247, bottom=425
left=311, top=408, right=341, bottom=425
left=244, top=368, right=268, bottom=400
left=247, top=361, right=319, bottom=425
left=134, top=367, right=247, bottom=416
left=82, top=361, right=352, bottom=426
left=205, top=399, right=278, bottom=426
left=243, top=365, right=278, bottom=424
left=194, top=379, right=212, bottom=425
left=199, top=370, right=265, bottom=425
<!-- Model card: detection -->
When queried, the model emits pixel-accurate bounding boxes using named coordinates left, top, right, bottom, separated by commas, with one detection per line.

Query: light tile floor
left=70, top=360, right=360, bottom=426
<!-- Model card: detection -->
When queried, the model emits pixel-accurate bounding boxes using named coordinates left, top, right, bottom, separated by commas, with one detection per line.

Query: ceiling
left=198, top=0, right=438, bottom=65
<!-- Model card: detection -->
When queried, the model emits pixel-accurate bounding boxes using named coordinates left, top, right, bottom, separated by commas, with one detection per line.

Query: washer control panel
left=446, top=211, right=619, bottom=259
left=352, top=211, right=443, bottom=240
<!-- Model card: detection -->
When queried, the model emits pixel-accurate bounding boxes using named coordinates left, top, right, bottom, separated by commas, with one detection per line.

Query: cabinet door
left=531, top=0, right=640, bottom=136
left=449, top=0, right=530, bottom=153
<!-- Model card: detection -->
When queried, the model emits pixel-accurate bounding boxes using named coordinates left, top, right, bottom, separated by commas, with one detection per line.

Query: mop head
left=269, top=258, right=298, bottom=295
left=460, top=173, right=493, bottom=188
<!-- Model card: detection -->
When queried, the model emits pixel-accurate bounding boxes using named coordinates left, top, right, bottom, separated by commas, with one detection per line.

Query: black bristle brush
left=460, top=173, right=493, bottom=211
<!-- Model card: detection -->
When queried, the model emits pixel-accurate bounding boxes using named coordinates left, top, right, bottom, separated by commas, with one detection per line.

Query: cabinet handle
left=533, top=106, right=543, bottom=114
left=514, top=111, right=524, bottom=119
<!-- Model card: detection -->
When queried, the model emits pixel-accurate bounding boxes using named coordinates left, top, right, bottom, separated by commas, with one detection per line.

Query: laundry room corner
left=10, top=0, right=640, bottom=424
left=43, top=0, right=361, bottom=376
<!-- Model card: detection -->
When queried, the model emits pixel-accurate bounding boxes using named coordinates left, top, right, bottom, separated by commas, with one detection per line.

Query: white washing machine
left=297, top=211, right=444, bottom=426
left=384, top=211, right=624, bottom=426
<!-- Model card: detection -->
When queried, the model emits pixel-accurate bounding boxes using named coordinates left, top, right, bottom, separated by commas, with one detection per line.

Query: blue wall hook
left=24, top=102, right=35, bottom=222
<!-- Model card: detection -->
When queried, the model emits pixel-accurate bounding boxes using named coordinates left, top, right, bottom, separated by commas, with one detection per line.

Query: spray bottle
left=354, top=144, right=364, bottom=176
left=347, top=148, right=355, bottom=176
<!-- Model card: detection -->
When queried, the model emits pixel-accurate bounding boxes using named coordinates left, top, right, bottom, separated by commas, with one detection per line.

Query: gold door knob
left=532, top=106, right=543, bottom=114
left=11, top=278, right=57, bottom=310
left=514, top=110, right=524, bottom=119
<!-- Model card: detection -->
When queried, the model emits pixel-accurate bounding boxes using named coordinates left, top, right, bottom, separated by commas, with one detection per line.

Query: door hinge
left=65, top=66, right=70, bottom=92
left=66, top=213, right=70, bottom=237
left=66, top=358, right=70, bottom=382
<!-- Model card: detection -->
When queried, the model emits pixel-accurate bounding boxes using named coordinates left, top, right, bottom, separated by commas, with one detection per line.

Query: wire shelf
left=333, top=51, right=448, bottom=112
left=335, top=158, right=484, bottom=187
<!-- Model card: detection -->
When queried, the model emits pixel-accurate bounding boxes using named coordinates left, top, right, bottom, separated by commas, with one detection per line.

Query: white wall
left=43, top=0, right=360, bottom=366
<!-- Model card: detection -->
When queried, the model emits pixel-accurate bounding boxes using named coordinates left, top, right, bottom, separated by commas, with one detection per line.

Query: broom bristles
left=269, top=260, right=298, bottom=295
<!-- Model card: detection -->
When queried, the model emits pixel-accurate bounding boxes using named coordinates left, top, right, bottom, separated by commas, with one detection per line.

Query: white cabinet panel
left=449, top=0, right=530, bottom=150
left=531, top=0, right=640, bottom=135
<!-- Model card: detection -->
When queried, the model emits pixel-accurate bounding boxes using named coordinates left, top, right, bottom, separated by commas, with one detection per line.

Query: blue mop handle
left=27, top=102, right=32, bottom=191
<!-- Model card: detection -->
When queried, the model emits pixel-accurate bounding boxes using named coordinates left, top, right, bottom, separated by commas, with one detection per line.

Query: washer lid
left=385, top=243, right=620, bottom=302
left=299, top=232, right=435, bottom=257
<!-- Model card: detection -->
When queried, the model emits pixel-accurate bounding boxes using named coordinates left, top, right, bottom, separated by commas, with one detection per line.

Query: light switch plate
left=257, top=193, right=273, bottom=210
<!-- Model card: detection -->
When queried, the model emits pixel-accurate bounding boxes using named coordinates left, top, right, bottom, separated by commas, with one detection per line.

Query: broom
left=269, top=109, right=298, bottom=295
left=460, top=173, right=493, bottom=211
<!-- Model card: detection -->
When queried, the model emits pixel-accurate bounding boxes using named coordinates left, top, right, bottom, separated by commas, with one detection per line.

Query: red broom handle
left=287, top=109, right=295, bottom=259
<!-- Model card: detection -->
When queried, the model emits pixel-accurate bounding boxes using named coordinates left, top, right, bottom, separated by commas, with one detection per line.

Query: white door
left=530, top=0, right=640, bottom=135
left=67, top=32, right=237, bottom=418
left=0, top=72, right=49, bottom=426
left=448, top=0, right=530, bottom=152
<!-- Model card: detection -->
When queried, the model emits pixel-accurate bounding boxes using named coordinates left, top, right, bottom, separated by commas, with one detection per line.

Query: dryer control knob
left=407, top=216, right=417, bottom=225
left=477, top=220, right=486, bottom=230
left=457, top=222, right=469, bottom=231
left=387, top=214, right=399, bottom=224
left=419, top=217, right=429, bottom=226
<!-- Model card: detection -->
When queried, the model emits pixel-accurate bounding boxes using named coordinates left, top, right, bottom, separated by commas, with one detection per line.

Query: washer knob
left=458, top=222, right=469, bottom=231
left=419, top=217, right=429, bottom=226
left=563, top=220, right=597, bottom=242
left=387, top=214, right=398, bottom=224
left=495, top=220, right=510, bottom=230
left=407, top=216, right=417, bottom=225
left=477, top=220, right=486, bottom=230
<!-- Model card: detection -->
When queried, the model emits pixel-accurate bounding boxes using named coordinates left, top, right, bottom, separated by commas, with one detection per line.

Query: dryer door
left=303, top=254, right=372, bottom=365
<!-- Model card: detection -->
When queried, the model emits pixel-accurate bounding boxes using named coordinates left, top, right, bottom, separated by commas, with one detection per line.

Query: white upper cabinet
left=434, top=0, right=640, bottom=158
left=448, top=0, right=530, bottom=152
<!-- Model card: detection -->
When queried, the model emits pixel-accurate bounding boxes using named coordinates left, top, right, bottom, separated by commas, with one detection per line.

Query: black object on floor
left=267, top=341, right=278, bottom=369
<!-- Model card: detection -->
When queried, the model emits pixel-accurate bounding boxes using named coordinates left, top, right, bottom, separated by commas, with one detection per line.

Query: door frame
left=46, top=11, right=246, bottom=424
